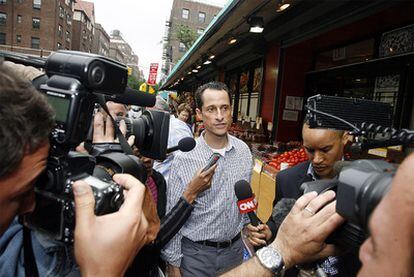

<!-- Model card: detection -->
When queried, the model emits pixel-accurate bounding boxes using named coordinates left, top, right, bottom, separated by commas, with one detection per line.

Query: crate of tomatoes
left=268, top=148, right=308, bottom=171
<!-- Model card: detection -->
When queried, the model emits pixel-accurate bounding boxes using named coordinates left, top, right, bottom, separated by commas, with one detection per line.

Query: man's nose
left=313, top=151, right=324, bottom=164
left=216, top=109, right=224, bottom=121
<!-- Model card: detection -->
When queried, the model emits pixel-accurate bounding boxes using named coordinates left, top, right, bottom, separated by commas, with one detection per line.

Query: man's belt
left=194, top=233, right=241, bottom=248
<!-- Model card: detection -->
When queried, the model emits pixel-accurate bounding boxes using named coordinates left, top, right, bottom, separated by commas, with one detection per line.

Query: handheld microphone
left=271, top=198, right=296, bottom=233
left=234, top=180, right=260, bottom=226
left=105, top=87, right=156, bottom=107
left=166, top=137, right=196, bottom=154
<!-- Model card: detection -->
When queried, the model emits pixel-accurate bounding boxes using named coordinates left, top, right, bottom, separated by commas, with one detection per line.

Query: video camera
left=0, top=50, right=169, bottom=243
left=303, top=94, right=413, bottom=252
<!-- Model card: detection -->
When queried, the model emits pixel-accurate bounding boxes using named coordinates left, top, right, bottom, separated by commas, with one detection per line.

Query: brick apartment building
left=0, top=0, right=75, bottom=56
left=72, top=0, right=94, bottom=53
left=162, top=0, right=222, bottom=76
left=92, top=23, right=110, bottom=57
left=109, top=29, right=140, bottom=79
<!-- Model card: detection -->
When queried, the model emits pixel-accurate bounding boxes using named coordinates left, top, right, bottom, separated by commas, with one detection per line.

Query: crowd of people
left=0, top=59, right=413, bottom=277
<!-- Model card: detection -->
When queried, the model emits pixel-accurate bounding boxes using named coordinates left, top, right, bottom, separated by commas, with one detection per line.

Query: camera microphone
left=234, top=180, right=260, bottom=226
left=166, top=137, right=196, bottom=154
left=105, top=87, right=156, bottom=107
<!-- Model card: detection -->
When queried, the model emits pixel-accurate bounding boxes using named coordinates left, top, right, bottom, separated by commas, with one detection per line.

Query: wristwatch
left=255, top=246, right=285, bottom=276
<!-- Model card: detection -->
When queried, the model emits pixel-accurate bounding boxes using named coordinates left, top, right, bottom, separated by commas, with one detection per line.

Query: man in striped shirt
left=162, top=82, right=253, bottom=277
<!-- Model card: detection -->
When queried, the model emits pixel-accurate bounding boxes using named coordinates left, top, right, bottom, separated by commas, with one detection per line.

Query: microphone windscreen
left=106, top=87, right=156, bottom=107
left=333, top=160, right=352, bottom=176
left=234, top=180, right=252, bottom=200
left=271, top=198, right=296, bottom=232
left=178, top=137, right=196, bottom=152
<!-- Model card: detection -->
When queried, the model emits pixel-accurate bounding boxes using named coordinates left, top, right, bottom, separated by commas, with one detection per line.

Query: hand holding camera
left=73, top=173, right=152, bottom=276
left=271, top=191, right=344, bottom=269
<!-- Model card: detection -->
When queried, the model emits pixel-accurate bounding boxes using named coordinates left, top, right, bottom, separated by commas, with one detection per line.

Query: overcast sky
left=92, top=0, right=229, bottom=81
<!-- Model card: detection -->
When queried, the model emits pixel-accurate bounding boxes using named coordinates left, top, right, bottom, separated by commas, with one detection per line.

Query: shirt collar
left=307, top=157, right=344, bottom=180
left=198, top=131, right=235, bottom=154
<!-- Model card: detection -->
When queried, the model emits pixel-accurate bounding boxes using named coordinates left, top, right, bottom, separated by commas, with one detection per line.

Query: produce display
left=268, top=147, right=308, bottom=171
left=228, top=123, right=268, bottom=143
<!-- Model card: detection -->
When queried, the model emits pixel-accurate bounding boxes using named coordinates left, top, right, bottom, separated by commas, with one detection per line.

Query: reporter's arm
left=154, top=164, right=216, bottom=249
left=154, top=196, right=193, bottom=249
left=221, top=191, right=344, bottom=276
left=182, top=164, right=216, bottom=204
left=73, top=174, right=150, bottom=277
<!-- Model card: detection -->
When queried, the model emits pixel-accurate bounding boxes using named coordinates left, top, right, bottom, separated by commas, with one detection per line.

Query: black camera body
left=27, top=170, right=124, bottom=243
left=301, top=159, right=395, bottom=252
left=45, top=51, right=128, bottom=94
left=115, top=109, right=170, bottom=160
left=24, top=51, right=155, bottom=242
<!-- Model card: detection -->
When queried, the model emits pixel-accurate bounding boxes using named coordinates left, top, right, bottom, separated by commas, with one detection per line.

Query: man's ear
left=342, top=131, right=353, bottom=145
left=196, top=108, right=202, bottom=121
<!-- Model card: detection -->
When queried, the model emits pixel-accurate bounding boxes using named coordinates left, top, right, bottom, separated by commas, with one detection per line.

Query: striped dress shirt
left=161, top=133, right=253, bottom=267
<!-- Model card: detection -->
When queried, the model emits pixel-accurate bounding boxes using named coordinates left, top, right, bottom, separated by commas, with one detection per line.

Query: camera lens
left=92, top=67, right=104, bottom=83
left=88, top=61, right=105, bottom=88
left=358, top=171, right=393, bottom=229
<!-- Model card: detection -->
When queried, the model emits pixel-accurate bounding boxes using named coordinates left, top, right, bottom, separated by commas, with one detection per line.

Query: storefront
left=161, top=0, right=414, bottom=220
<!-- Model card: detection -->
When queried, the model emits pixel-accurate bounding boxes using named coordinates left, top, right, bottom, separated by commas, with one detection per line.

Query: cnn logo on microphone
left=237, top=196, right=258, bottom=214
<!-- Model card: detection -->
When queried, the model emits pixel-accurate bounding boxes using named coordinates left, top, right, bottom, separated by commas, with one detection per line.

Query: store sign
left=282, top=110, right=299, bottom=122
left=147, top=63, right=159, bottom=85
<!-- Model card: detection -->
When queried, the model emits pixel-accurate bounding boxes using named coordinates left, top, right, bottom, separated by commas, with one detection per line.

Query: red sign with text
left=147, top=63, right=159, bottom=85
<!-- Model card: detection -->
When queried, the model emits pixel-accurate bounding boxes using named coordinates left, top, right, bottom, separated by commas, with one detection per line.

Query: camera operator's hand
left=246, top=223, right=272, bottom=246
left=92, top=111, right=135, bottom=146
left=73, top=174, right=152, bottom=277
left=182, top=164, right=217, bottom=204
left=271, top=191, right=344, bottom=269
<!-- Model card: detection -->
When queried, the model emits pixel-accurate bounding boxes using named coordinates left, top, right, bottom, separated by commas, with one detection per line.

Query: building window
left=182, top=8, right=189, bottom=19
left=33, top=0, right=40, bottom=9
left=16, top=34, right=21, bottom=43
left=57, top=42, right=62, bottom=49
left=17, top=15, right=22, bottom=23
left=0, top=33, right=5, bottom=44
left=66, top=31, right=70, bottom=42
left=31, top=37, right=40, bottom=49
left=57, top=25, right=62, bottom=37
left=16, top=0, right=24, bottom=4
left=59, top=6, right=64, bottom=18
left=198, top=12, right=206, bottom=23
left=179, top=42, right=186, bottom=52
left=0, top=0, right=7, bottom=5
left=66, top=14, right=71, bottom=25
left=32, top=17, right=40, bottom=29
left=0, top=12, right=6, bottom=26
left=197, top=28, right=204, bottom=35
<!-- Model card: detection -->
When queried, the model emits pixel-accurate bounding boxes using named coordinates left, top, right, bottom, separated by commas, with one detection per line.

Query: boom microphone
left=166, top=137, right=196, bottom=154
left=105, top=87, right=156, bottom=107
left=271, top=198, right=296, bottom=233
left=234, top=180, right=260, bottom=226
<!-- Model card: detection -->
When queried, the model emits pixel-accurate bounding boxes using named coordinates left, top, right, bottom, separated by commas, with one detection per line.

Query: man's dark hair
left=0, top=63, right=54, bottom=178
left=195, top=81, right=231, bottom=109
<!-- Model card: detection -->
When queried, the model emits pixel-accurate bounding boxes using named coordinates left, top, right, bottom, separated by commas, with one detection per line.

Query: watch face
left=259, top=247, right=282, bottom=269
